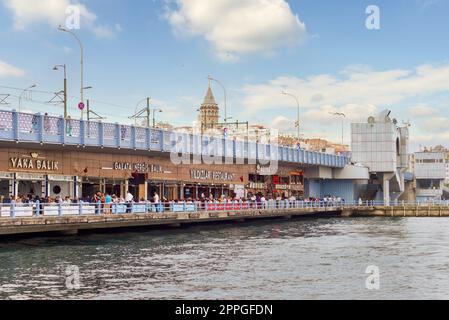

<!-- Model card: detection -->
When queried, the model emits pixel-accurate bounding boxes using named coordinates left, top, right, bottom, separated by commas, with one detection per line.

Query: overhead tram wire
left=0, top=84, right=137, bottom=120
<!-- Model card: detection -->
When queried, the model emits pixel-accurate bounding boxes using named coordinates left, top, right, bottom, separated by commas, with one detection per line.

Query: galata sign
left=113, top=162, right=163, bottom=173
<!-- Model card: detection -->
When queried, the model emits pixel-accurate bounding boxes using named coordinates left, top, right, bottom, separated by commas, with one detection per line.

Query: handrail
left=0, top=109, right=350, bottom=168
left=1, top=200, right=449, bottom=219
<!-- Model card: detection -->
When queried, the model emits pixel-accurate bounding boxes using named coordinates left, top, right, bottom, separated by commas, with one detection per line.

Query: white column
left=125, top=180, right=129, bottom=196
left=144, top=180, right=148, bottom=201
left=73, top=176, right=78, bottom=199
left=10, top=175, right=17, bottom=197
left=101, top=179, right=106, bottom=194
left=43, top=176, right=49, bottom=198
left=383, top=176, right=390, bottom=206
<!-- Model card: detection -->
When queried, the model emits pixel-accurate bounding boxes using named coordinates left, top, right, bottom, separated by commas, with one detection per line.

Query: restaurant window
left=290, top=175, right=303, bottom=185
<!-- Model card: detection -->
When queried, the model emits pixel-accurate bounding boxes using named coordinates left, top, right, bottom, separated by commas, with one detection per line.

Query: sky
left=1, top=0, right=449, bottom=151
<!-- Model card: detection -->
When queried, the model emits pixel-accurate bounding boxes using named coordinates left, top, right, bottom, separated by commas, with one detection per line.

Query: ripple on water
left=1, top=217, right=449, bottom=299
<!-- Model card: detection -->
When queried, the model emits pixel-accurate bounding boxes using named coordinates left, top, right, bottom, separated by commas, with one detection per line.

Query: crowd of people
left=1, top=191, right=347, bottom=213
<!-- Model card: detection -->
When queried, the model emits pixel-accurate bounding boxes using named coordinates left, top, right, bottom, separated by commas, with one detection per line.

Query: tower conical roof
left=202, top=85, right=217, bottom=106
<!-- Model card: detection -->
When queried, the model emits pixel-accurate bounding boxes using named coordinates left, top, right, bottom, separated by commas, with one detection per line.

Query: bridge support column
left=384, top=178, right=390, bottom=207
left=383, top=173, right=394, bottom=207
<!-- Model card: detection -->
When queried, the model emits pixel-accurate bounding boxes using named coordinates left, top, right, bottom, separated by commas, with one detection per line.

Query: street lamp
left=18, top=84, right=37, bottom=112
left=281, top=91, right=300, bottom=142
left=53, top=64, right=68, bottom=119
left=330, top=112, right=346, bottom=146
left=152, top=108, right=163, bottom=128
left=208, top=76, right=228, bottom=123
left=58, top=25, right=85, bottom=120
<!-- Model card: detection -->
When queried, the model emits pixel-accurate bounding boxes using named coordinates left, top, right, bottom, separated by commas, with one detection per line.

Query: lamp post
left=281, top=91, right=300, bottom=142
left=330, top=112, right=346, bottom=146
left=18, top=84, right=37, bottom=112
left=208, top=76, right=228, bottom=123
left=58, top=25, right=84, bottom=120
left=53, top=65, right=67, bottom=119
left=152, top=108, right=163, bottom=128
left=83, top=86, right=93, bottom=120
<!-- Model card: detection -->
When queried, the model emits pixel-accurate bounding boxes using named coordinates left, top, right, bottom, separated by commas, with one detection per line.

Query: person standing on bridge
left=125, top=191, right=133, bottom=213
left=104, top=193, right=112, bottom=214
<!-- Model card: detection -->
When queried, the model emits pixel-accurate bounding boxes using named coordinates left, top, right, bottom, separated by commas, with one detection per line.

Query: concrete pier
left=3, top=205, right=449, bottom=237
left=0, top=207, right=341, bottom=237
left=343, top=205, right=449, bottom=217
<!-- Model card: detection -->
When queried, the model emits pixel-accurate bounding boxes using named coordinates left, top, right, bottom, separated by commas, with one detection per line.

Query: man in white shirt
left=154, top=193, right=160, bottom=204
left=125, top=191, right=133, bottom=202
left=260, top=196, right=267, bottom=209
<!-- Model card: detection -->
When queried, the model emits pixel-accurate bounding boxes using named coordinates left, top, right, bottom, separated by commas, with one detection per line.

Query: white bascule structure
left=351, top=110, right=410, bottom=205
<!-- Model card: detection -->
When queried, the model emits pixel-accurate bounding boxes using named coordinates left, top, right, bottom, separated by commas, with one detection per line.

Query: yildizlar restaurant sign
left=10, top=153, right=59, bottom=171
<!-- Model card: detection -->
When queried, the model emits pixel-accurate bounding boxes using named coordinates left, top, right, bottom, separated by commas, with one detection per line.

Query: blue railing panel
left=149, top=129, right=161, bottom=151
left=235, top=140, right=244, bottom=159
left=0, top=109, right=350, bottom=167
left=225, top=139, right=234, bottom=158
left=248, top=141, right=257, bottom=160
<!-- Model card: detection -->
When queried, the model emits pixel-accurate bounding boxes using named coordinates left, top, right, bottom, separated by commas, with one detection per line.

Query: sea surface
left=1, top=217, right=449, bottom=300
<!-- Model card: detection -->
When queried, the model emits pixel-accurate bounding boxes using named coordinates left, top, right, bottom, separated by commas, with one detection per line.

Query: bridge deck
left=0, top=207, right=341, bottom=236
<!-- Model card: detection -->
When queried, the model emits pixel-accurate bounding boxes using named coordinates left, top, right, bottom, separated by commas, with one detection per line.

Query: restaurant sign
left=190, top=169, right=236, bottom=182
left=248, top=182, right=267, bottom=189
left=275, top=184, right=291, bottom=190
left=10, top=153, right=59, bottom=172
left=113, top=162, right=163, bottom=173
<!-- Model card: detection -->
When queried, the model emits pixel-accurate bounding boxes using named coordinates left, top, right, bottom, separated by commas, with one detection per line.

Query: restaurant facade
left=0, top=147, right=305, bottom=201
left=0, top=148, right=303, bottom=200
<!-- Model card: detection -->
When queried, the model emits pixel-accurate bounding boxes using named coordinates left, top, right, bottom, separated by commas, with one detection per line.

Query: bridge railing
left=0, top=200, right=344, bottom=218
left=345, top=200, right=449, bottom=207
left=1, top=200, right=449, bottom=219
left=0, top=109, right=349, bottom=167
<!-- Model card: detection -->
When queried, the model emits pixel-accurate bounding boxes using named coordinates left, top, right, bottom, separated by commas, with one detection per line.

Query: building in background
left=351, top=110, right=411, bottom=205
left=413, top=145, right=449, bottom=186
left=198, top=83, right=220, bottom=131
left=155, top=122, right=174, bottom=131
left=414, top=151, right=446, bottom=202
left=277, top=135, right=349, bottom=155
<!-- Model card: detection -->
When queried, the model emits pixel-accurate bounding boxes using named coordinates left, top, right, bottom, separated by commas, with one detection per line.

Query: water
left=1, top=217, right=449, bottom=300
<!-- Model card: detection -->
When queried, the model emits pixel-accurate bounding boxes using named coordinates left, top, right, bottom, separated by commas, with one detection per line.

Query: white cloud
left=92, top=25, right=116, bottom=39
left=271, top=115, right=293, bottom=129
left=267, top=104, right=377, bottom=141
left=240, top=62, right=449, bottom=148
left=416, top=0, right=443, bottom=9
left=300, top=104, right=378, bottom=125
left=242, top=63, right=449, bottom=114
left=63, top=46, right=73, bottom=54
left=409, top=104, right=438, bottom=117
left=0, top=60, right=25, bottom=77
left=3, top=0, right=88, bottom=29
left=165, top=0, right=307, bottom=61
left=2, top=0, right=118, bottom=38
left=421, top=117, right=449, bottom=133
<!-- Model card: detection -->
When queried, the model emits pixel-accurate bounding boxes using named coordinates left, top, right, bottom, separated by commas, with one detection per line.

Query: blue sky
left=1, top=0, right=449, bottom=151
